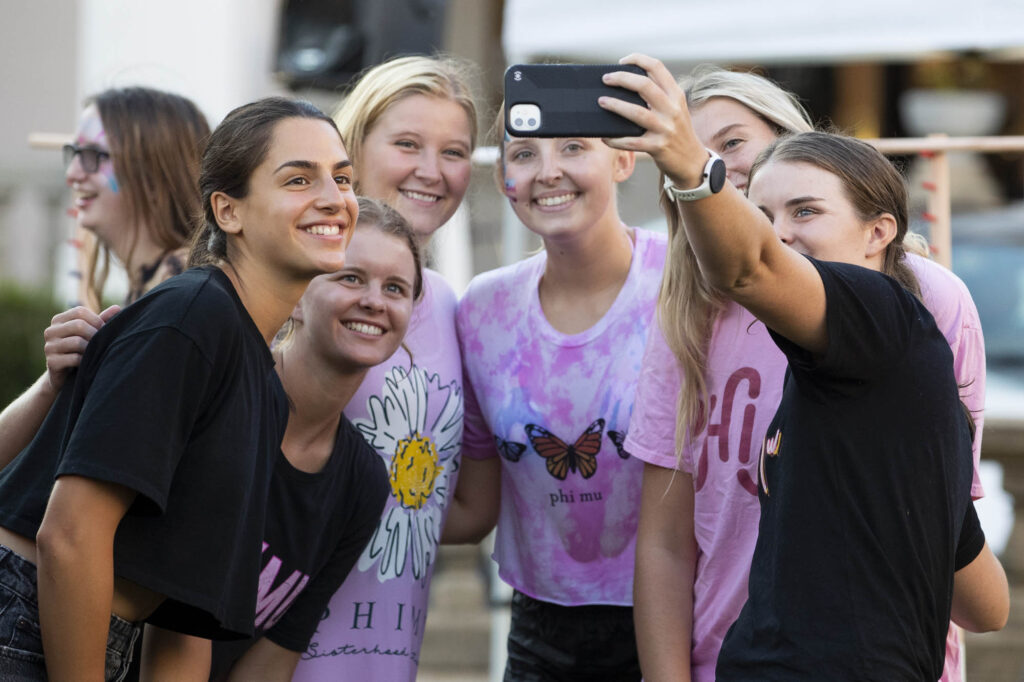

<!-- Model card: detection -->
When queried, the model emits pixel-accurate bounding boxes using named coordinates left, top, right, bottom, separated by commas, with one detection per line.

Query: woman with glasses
left=0, top=87, right=209, bottom=470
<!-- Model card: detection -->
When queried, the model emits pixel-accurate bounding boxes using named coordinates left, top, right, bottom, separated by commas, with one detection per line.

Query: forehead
left=345, top=227, right=414, bottom=272
left=748, top=159, right=845, bottom=204
left=690, top=96, right=773, bottom=142
left=75, top=104, right=106, bottom=145
left=373, top=94, right=472, bottom=139
left=263, top=117, right=348, bottom=165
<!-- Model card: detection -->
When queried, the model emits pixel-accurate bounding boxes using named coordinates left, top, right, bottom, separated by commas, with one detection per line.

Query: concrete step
left=419, top=545, right=492, bottom=674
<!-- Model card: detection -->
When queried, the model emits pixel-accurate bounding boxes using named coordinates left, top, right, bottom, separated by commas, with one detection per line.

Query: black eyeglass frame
left=63, top=144, right=111, bottom=174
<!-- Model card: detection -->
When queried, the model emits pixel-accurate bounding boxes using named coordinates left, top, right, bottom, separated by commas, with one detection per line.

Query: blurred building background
left=2, top=1, right=1024, bottom=679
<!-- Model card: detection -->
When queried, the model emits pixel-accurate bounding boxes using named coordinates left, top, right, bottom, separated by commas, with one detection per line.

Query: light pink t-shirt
left=292, top=270, right=463, bottom=682
left=459, top=228, right=667, bottom=606
left=625, top=253, right=986, bottom=682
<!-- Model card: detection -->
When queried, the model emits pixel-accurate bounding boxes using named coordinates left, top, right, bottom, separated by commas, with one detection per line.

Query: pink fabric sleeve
left=909, top=254, right=985, bottom=499
left=624, top=319, right=686, bottom=472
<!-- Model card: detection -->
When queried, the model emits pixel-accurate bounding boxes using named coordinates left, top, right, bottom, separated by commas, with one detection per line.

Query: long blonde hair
left=662, top=66, right=813, bottom=456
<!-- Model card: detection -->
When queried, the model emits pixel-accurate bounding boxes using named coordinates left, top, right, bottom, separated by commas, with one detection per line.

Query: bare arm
left=441, top=455, right=501, bottom=544
left=600, top=54, right=829, bottom=354
left=36, top=475, right=136, bottom=682
left=0, top=305, right=120, bottom=469
left=951, top=542, right=1009, bottom=633
left=225, top=638, right=301, bottom=682
left=139, top=626, right=211, bottom=681
left=634, top=462, right=697, bottom=681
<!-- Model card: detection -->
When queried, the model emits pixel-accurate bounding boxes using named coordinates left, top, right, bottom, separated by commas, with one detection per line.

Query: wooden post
left=925, top=133, right=953, bottom=269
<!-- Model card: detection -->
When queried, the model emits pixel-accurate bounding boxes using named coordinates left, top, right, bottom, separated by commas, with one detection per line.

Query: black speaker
left=276, top=0, right=449, bottom=90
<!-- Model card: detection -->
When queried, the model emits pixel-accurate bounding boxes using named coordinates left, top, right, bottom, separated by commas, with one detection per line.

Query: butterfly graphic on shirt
left=494, top=435, right=527, bottom=462
left=524, top=418, right=605, bottom=480
left=606, top=430, right=631, bottom=460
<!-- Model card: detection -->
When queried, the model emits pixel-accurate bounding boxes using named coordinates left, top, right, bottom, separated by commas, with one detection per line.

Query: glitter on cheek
left=102, top=166, right=119, bottom=193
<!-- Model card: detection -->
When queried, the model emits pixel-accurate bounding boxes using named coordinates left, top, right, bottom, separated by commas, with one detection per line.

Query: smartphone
left=504, top=63, right=648, bottom=138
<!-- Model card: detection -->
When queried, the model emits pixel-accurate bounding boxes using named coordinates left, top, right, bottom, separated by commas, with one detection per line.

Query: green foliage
left=0, top=284, right=59, bottom=408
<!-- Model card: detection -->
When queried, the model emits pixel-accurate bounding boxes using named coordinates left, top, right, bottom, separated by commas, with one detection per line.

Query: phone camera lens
left=514, top=118, right=523, bottom=128
left=527, top=118, right=536, bottom=127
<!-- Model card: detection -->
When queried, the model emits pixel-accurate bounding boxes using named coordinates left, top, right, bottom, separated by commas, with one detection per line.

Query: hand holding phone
left=504, top=63, right=648, bottom=138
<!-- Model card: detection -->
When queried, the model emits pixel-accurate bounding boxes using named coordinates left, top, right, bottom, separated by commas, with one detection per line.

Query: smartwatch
left=663, top=151, right=727, bottom=202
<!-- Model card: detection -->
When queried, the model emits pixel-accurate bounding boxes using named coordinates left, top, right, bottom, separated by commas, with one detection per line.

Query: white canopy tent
left=503, top=0, right=1024, bottom=65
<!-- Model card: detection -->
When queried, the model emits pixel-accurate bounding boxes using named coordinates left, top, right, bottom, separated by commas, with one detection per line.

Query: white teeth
left=344, top=322, right=384, bottom=336
left=401, top=190, right=441, bottom=203
left=304, top=224, right=341, bottom=236
left=536, top=193, right=576, bottom=207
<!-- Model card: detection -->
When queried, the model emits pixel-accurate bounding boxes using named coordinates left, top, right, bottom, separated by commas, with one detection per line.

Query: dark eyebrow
left=785, top=196, right=824, bottom=207
left=274, top=159, right=353, bottom=174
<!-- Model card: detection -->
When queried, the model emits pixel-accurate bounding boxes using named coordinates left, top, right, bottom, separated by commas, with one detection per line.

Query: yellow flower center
left=389, top=432, right=443, bottom=510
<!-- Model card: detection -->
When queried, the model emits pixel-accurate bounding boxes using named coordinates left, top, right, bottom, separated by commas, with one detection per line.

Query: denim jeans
left=504, top=590, right=642, bottom=682
left=0, top=544, right=140, bottom=681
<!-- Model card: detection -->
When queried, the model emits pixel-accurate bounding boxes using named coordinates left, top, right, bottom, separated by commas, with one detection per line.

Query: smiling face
left=691, top=97, right=779, bottom=193
left=227, top=117, right=358, bottom=283
left=65, top=104, right=130, bottom=245
left=357, top=94, right=473, bottom=239
left=748, top=159, right=884, bottom=268
left=501, top=136, right=633, bottom=242
left=299, top=226, right=417, bottom=372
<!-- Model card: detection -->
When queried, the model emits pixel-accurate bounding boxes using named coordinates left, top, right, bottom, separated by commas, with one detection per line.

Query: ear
left=612, top=149, right=636, bottom=183
left=865, top=213, right=898, bottom=259
left=210, top=191, right=244, bottom=236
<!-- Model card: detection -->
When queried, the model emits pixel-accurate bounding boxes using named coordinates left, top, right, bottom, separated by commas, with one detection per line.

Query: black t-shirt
left=209, top=414, right=389, bottom=676
left=717, top=259, right=984, bottom=681
left=0, top=266, right=287, bottom=640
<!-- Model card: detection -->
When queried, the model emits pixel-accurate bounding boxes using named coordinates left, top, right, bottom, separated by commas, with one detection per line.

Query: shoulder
left=335, top=416, right=388, bottom=493
left=459, top=253, right=543, bottom=314
left=422, top=269, right=457, bottom=308
left=633, top=227, right=669, bottom=263
left=905, top=252, right=980, bottom=332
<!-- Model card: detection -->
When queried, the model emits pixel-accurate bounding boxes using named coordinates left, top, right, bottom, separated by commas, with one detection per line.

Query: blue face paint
left=107, top=173, right=120, bottom=194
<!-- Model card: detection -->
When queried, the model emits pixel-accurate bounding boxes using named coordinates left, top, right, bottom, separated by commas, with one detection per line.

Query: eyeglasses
left=63, top=144, right=111, bottom=174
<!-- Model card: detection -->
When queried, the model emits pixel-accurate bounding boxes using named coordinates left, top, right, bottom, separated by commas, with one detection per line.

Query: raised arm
left=634, top=462, right=697, bottom=681
left=0, top=305, right=120, bottom=469
left=600, top=55, right=829, bottom=355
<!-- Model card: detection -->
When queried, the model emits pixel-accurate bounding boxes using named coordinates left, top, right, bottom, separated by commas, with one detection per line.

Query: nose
left=413, top=151, right=441, bottom=185
left=773, top=218, right=794, bottom=245
left=359, top=287, right=385, bottom=312
left=315, top=175, right=347, bottom=214
left=726, top=168, right=747, bottom=192
left=537, top=152, right=563, bottom=185
left=65, top=153, right=86, bottom=185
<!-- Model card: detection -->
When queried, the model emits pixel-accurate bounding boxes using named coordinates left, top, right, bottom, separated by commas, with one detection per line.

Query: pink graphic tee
left=291, top=270, right=463, bottom=682
left=625, top=252, right=985, bottom=682
left=459, top=228, right=666, bottom=606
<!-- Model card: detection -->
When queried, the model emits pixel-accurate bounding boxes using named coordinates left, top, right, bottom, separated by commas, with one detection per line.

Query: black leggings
left=504, top=590, right=642, bottom=682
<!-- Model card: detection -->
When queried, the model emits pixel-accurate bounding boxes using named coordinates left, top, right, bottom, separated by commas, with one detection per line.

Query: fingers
left=99, top=304, right=121, bottom=322
left=618, top=53, right=681, bottom=95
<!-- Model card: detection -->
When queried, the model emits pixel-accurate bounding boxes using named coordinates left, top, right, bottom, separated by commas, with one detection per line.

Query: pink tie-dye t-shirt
left=291, top=270, right=463, bottom=682
left=625, top=252, right=985, bottom=682
left=458, top=228, right=666, bottom=606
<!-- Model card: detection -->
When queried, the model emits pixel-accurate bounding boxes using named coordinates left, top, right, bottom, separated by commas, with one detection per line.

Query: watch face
left=709, top=157, right=727, bottom=194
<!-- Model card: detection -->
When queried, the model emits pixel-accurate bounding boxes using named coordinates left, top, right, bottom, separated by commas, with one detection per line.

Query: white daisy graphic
left=354, top=365, right=463, bottom=584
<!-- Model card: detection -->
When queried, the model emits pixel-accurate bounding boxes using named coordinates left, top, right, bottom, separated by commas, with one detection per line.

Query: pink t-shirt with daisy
left=458, top=228, right=666, bottom=606
left=291, top=270, right=463, bottom=682
left=625, top=252, right=985, bottom=682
